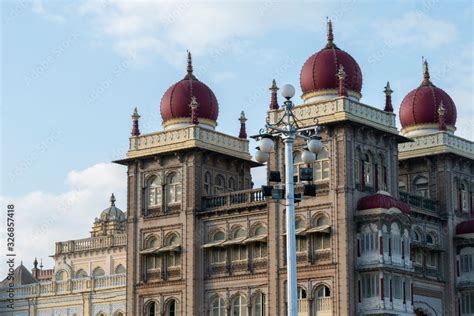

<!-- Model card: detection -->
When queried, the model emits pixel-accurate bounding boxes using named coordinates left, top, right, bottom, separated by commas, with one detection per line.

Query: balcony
left=202, top=188, right=266, bottom=212
left=399, top=191, right=438, bottom=213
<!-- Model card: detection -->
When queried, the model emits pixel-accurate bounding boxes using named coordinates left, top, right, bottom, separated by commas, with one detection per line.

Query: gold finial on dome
left=110, top=193, right=116, bottom=206
left=422, top=57, right=432, bottom=86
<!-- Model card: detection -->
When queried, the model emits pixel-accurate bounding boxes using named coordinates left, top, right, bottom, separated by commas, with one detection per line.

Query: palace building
left=0, top=195, right=127, bottom=316
left=2, top=21, right=473, bottom=316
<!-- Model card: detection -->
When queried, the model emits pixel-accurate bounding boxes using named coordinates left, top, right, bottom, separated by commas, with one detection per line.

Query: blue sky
left=0, top=0, right=472, bottom=273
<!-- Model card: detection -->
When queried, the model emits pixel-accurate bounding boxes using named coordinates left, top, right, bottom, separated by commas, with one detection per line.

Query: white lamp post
left=255, top=84, right=322, bottom=316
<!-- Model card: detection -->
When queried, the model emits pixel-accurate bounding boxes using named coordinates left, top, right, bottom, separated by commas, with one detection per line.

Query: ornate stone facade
left=0, top=196, right=127, bottom=316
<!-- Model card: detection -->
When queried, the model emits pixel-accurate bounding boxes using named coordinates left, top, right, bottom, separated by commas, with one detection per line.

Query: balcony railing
left=0, top=274, right=126, bottom=299
left=202, top=188, right=266, bottom=211
left=297, top=298, right=332, bottom=315
left=399, top=191, right=438, bottom=212
left=55, top=234, right=127, bottom=254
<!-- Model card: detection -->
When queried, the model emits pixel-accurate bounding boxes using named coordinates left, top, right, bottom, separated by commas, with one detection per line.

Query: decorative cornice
left=398, top=131, right=474, bottom=160
left=268, top=97, right=398, bottom=136
left=126, top=125, right=252, bottom=162
left=301, top=88, right=361, bottom=102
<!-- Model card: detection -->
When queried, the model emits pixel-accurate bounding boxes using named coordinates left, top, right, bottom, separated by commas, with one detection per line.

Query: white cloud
left=32, top=0, right=66, bottom=24
left=0, top=163, right=127, bottom=276
left=74, top=1, right=330, bottom=64
left=374, top=11, right=457, bottom=48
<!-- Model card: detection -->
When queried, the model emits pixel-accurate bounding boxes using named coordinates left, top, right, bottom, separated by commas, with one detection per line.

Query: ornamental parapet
left=398, top=131, right=474, bottom=160
left=55, top=234, right=126, bottom=255
left=267, top=97, right=398, bottom=135
left=127, top=125, right=252, bottom=161
left=0, top=274, right=126, bottom=299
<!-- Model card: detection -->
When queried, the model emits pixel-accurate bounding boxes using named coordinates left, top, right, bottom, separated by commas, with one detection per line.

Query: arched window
left=165, top=173, right=181, bottom=205
left=165, top=299, right=177, bottom=316
left=295, top=217, right=307, bottom=252
left=229, top=177, right=236, bottom=192
left=364, top=153, right=373, bottom=186
left=412, top=231, right=420, bottom=242
left=211, top=297, right=225, bottom=316
left=231, top=228, right=247, bottom=262
left=114, top=264, right=126, bottom=274
left=426, top=233, right=435, bottom=245
left=252, top=226, right=268, bottom=259
left=165, top=234, right=181, bottom=268
left=390, top=223, right=401, bottom=256
left=115, top=312, right=124, bottom=316
left=461, top=182, right=469, bottom=212
left=55, top=270, right=67, bottom=281
left=214, top=175, right=225, bottom=194
left=146, top=301, right=158, bottom=316
left=145, top=236, right=161, bottom=271
left=252, top=292, right=266, bottom=316
left=360, top=225, right=378, bottom=254
left=314, top=285, right=331, bottom=312
left=210, top=231, right=226, bottom=264
left=92, top=267, right=105, bottom=278
left=414, top=176, right=429, bottom=197
left=75, top=269, right=88, bottom=279
left=147, top=176, right=162, bottom=207
left=204, top=172, right=212, bottom=195
left=313, top=147, right=330, bottom=181
left=231, top=295, right=248, bottom=316
left=97, top=312, right=105, bottom=316
left=313, top=216, right=330, bottom=250
left=297, top=286, right=307, bottom=299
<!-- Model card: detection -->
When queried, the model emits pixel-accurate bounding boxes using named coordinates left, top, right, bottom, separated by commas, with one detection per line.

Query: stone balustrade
left=55, top=234, right=126, bottom=254
left=0, top=274, right=126, bottom=299
left=398, top=131, right=474, bottom=160
left=202, top=188, right=266, bottom=211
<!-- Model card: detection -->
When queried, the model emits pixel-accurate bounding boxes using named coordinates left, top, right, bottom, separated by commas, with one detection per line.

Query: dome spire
left=422, top=57, right=432, bottom=86
left=326, top=17, right=335, bottom=48
left=269, top=79, right=279, bottom=110
left=185, top=50, right=196, bottom=80
left=110, top=193, right=116, bottom=206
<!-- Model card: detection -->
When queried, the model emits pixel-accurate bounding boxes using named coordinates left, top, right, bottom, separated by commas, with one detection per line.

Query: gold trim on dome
left=301, top=89, right=361, bottom=101
left=162, top=117, right=217, bottom=128
left=400, top=123, right=455, bottom=134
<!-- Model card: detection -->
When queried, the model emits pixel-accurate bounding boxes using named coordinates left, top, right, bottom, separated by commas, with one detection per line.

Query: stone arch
left=413, top=301, right=437, bottom=316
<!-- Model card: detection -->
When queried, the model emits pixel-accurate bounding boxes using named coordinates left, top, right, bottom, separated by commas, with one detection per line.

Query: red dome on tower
left=160, top=52, right=219, bottom=129
left=399, top=60, right=457, bottom=136
left=300, top=20, right=363, bottom=102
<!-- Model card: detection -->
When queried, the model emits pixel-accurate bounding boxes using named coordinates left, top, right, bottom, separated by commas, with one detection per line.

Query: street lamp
left=254, top=84, right=322, bottom=316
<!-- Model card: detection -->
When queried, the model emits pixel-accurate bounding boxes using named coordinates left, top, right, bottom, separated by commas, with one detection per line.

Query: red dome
left=160, top=52, right=218, bottom=126
left=456, top=219, right=474, bottom=235
left=399, top=61, right=456, bottom=129
left=300, top=21, right=362, bottom=98
left=357, top=192, right=410, bottom=214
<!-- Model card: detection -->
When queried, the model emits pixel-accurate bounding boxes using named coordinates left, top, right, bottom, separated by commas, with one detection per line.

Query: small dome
left=456, top=219, right=474, bottom=236
left=300, top=20, right=363, bottom=103
left=357, top=192, right=410, bottom=214
left=160, top=52, right=219, bottom=130
left=399, top=61, right=457, bottom=137
left=99, top=194, right=126, bottom=222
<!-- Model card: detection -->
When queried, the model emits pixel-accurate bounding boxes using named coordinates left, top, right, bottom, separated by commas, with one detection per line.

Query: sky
left=0, top=0, right=473, bottom=275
